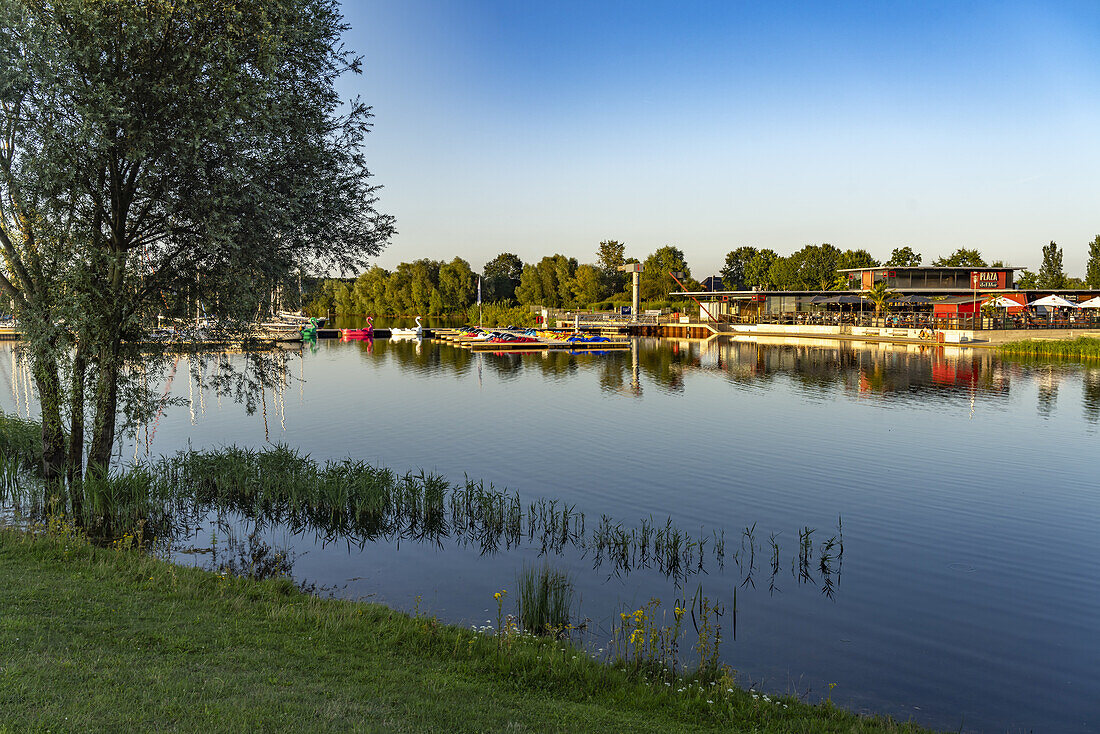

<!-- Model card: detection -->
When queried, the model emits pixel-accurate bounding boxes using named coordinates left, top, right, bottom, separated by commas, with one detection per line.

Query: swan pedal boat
left=341, top=316, right=374, bottom=339
left=391, top=316, right=424, bottom=338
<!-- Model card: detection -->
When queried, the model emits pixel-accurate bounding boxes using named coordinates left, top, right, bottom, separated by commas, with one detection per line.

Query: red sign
left=970, top=271, right=1006, bottom=289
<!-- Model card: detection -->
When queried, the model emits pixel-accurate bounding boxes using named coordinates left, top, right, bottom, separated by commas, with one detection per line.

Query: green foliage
left=596, top=240, right=628, bottom=296
left=304, top=279, right=352, bottom=317
left=515, top=255, right=578, bottom=308
left=932, top=248, right=986, bottom=267
left=571, top=265, right=602, bottom=305
left=483, top=253, right=524, bottom=302
left=640, top=246, right=696, bottom=300
left=885, top=247, right=922, bottom=267
left=465, top=302, right=537, bottom=327
left=352, top=266, right=390, bottom=315
left=0, top=0, right=393, bottom=477
left=729, top=246, right=875, bottom=292
left=0, top=412, right=42, bottom=472
left=1087, top=236, right=1100, bottom=289
left=766, top=256, right=800, bottom=291
left=1038, top=241, right=1066, bottom=289
left=438, top=258, right=476, bottom=312
left=792, top=244, right=842, bottom=290
left=861, top=280, right=896, bottom=318
left=743, top=249, right=779, bottom=289
left=837, top=249, right=879, bottom=271
left=759, top=244, right=843, bottom=291
left=720, top=246, right=759, bottom=290
left=324, top=258, right=484, bottom=316
left=1016, top=269, right=1039, bottom=289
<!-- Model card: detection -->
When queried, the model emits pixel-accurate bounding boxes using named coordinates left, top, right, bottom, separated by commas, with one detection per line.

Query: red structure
left=932, top=296, right=981, bottom=317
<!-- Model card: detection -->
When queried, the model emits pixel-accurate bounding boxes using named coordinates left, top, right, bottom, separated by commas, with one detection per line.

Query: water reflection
left=1084, top=370, right=1100, bottom=422
left=5, top=337, right=1099, bottom=438
left=151, top=445, right=843, bottom=589
left=4, top=336, right=1100, bottom=733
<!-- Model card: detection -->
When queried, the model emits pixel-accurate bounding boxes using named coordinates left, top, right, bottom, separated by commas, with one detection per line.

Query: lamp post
left=618, top=263, right=644, bottom=322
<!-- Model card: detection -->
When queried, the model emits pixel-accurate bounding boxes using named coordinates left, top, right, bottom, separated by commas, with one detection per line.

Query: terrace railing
left=740, top=311, right=1100, bottom=331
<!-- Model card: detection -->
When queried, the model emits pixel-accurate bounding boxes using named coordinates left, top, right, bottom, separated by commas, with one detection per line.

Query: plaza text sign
left=970, top=271, right=1007, bottom=289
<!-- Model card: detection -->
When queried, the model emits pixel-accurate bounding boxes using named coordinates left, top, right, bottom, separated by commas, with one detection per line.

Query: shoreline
left=0, top=525, right=934, bottom=733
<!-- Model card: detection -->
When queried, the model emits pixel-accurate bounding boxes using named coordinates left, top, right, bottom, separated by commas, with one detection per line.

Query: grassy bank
left=0, top=526, right=933, bottom=733
left=998, top=336, right=1100, bottom=360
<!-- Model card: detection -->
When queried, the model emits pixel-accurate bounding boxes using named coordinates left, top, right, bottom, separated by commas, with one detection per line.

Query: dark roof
left=816, top=295, right=864, bottom=305
left=676, top=288, right=1100, bottom=301
left=837, top=266, right=1022, bottom=273
left=935, top=295, right=985, bottom=304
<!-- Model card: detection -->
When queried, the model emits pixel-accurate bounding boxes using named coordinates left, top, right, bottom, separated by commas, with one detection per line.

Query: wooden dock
left=432, top=328, right=629, bottom=352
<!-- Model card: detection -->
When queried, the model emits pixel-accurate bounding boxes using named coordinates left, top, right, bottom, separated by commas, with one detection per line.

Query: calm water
left=2, top=336, right=1098, bottom=733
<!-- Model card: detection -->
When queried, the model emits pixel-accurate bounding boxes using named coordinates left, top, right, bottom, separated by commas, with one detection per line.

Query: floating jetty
left=432, top=328, right=630, bottom=352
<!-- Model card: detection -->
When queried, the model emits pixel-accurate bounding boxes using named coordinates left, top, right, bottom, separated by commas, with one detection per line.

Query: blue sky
left=340, top=1, right=1100, bottom=277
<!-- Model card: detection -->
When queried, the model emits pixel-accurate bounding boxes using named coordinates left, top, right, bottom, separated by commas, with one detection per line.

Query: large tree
left=837, top=249, right=878, bottom=271
left=766, top=256, right=799, bottom=291
left=437, top=257, right=475, bottom=312
left=640, top=246, right=695, bottom=300
left=482, top=252, right=523, bottom=302
left=352, top=266, right=390, bottom=315
left=932, top=249, right=986, bottom=267
left=515, top=255, right=577, bottom=308
left=1037, top=241, right=1066, bottom=289
left=719, top=246, right=758, bottom=290
left=0, top=1, right=394, bottom=494
left=743, top=249, right=779, bottom=289
left=886, top=247, right=922, bottom=267
left=793, top=243, right=842, bottom=290
left=571, top=264, right=602, bottom=305
left=1087, top=236, right=1100, bottom=289
left=595, top=240, right=627, bottom=297
left=1016, top=270, right=1039, bottom=289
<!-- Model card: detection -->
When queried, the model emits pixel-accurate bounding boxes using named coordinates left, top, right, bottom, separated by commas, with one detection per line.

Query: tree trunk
left=32, top=351, right=67, bottom=507
left=66, top=346, right=86, bottom=516
left=86, top=341, right=121, bottom=478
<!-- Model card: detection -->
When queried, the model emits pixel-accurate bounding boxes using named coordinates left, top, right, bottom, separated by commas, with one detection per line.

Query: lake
left=2, top=335, right=1097, bottom=733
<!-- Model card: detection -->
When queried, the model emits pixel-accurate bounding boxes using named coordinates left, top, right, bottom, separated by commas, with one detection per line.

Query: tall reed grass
left=0, top=411, right=42, bottom=472
left=516, top=563, right=574, bottom=637
left=999, top=336, right=1100, bottom=360
left=1, top=414, right=843, bottom=589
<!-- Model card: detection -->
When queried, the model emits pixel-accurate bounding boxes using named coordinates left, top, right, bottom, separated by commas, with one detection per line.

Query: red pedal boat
left=341, top=317, right=374, bottom=339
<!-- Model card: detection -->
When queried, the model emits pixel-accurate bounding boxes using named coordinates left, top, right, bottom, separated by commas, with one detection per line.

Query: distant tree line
left=307, top=236, right=1100, bottom=316
left=305, top=241, right=702, bottom=316
left=1016, top=237, right=1100, bottom=289
left=722, top=238, right=1100, bottom=291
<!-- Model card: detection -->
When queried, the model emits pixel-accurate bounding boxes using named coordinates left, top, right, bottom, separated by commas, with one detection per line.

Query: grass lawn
left=0, top=526, right=934, bottom=733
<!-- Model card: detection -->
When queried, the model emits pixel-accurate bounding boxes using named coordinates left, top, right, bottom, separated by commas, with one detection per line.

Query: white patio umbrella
left=985, top=296, right=1025, bottom=308
left=1077, top=296, right=1100, bottom=308
left=1027, top=294, right=1080, bottom=308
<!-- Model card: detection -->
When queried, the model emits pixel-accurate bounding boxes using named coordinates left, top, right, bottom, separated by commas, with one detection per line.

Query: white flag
left=477, top=277, right=482, bottom=305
